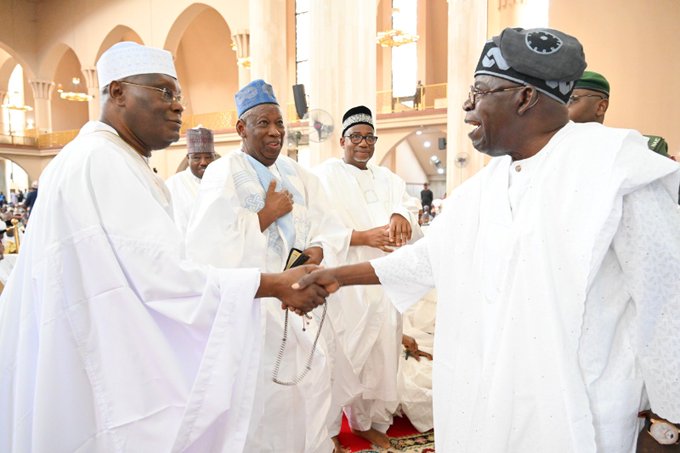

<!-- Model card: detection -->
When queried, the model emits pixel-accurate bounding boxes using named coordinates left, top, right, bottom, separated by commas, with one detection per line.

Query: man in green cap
left=567, top=70, right=610, bottom=123
left=569, top=70, right=673, bottom=159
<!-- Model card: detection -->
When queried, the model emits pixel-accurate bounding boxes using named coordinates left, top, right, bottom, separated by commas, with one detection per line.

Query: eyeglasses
left=118, top=81, right=185, bottom=106
left=467, top=85, right=524, bottom=108
left=567, top=94, right=606, bottom=104
left=345, top=133, right=378, bottom=145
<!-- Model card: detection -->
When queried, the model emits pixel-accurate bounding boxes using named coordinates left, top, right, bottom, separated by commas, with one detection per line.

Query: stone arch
left=0, top=43, right=36, bottom=82
left=49, top=46, right=90, bottom=131
left=0, top=155, right=31, bottom=194
left=0, top=57, right=19, bottom=94
left=164, top=5, right=238, bottom=116
left=37, top=42, right=74, bottom=80
left=96, top=26, right=144, bottom=62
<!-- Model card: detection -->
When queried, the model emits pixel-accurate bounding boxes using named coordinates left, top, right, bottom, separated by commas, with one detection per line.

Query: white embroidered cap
left=96, top=41, right=177, bottom=88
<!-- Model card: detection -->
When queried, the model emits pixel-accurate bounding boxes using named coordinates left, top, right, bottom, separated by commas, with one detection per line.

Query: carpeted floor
left=337, top=415, right=435, bottom=452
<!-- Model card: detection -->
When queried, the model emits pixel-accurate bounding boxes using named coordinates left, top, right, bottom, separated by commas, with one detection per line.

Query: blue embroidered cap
left=235, top=79, right=279, bottom=117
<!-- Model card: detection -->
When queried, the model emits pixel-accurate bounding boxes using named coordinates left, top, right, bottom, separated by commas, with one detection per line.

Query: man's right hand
left=259, top=265, right=329, bottom=315
left=258, top=180, right=294, bottom=231
left=293, top=268, right=342, bottom=295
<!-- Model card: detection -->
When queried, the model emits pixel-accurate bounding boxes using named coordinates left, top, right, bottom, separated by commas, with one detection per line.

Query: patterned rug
left=354, top=430, right=435, bottom=452
left=339, top=415, right=435, bottom=452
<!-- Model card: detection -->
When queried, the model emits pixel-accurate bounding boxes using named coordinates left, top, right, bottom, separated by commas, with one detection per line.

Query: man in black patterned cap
left=315, top=105, right=422, bottom=450
left=296, top=27, right=680, bottom=452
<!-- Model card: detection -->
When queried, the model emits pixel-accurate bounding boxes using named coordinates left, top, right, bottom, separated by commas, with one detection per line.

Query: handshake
left=258, top=262, right=376, bottom=314
left=258, top=265, right=340, bottom=315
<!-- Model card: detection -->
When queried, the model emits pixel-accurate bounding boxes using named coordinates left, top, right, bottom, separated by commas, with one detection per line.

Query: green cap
left=575, top=70, right=610, bottom=96
left=644, top=135, right=669, bottom=157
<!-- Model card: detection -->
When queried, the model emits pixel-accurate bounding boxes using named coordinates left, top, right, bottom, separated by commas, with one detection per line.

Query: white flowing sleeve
left=613, top=180, right=680, bottom=424
left=370, top=237, right=435, bottom=313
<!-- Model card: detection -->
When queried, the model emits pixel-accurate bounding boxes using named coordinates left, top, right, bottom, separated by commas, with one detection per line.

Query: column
left=232, top=32, right=251, bottom=88
left=29, top=80, right=55, bottom=134
left=307, top=0, right=378, bottom=166
left=0, top=91, right=6, bottom=134
left=446, top=0, right=487, bottom=192
left=249, top=0, right=289, bottom=119
left=81, top=67, right=100, bottom=120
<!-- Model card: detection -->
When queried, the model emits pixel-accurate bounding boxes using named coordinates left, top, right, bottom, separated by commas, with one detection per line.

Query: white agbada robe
left=0, top=121, right=263, bottom=453
left=314, top=158, right=422, bottom=431
left=186, top=150, right=356, bottom=453
left=166, top=168, right=201, bottom=235
left=371, top=122, right=680, bottom=452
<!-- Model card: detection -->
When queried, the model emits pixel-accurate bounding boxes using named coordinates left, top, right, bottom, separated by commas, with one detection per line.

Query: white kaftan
left=371, top=122, right=680, bottom=452
left=314, top=158, right=422, bottom=432
left=0, top=121, right=263, bottom=453
left=166, top=168, right=201, bottom=235
left=186, top=150, right=356, bottom=453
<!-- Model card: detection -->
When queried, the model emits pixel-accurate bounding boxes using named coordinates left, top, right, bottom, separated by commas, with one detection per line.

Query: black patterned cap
left=475, top=27, right=587, bottom=104
left=342, top=105, right=374, bottom=136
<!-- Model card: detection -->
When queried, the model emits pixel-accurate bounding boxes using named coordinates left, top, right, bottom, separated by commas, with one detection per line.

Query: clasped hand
left=275, top=265, right=329, bottom=315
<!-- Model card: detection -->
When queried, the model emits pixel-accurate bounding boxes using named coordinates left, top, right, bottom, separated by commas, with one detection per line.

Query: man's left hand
left=302, top=246, right=323, bottom=265
left=389, top=214, right=412, bottom=247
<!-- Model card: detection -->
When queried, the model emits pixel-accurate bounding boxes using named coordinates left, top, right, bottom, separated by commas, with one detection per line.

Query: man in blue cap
left=187, top=80, right=357, bottom=452
left=295, top=28, right=680, bottom=452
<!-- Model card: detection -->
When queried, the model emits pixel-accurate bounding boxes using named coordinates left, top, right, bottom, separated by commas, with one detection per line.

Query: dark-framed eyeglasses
left=345, top=133, right=378, bottom=145
left=118, top=81, right=185, bottom=106
left=567, top=94, right=606, bottom=104
left=468, top=85, right=525, bottom=108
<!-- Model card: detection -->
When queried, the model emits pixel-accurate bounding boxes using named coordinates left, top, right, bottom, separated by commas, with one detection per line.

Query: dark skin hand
left=388, top=213, right=412, bottom=247
left=302, top=246, right=323, bottom=265
left=351, top=225, right=394, bottom=252
left=402, top=334, right=433, bottom=361
left=257, top=265, right=329, bottom=315
left=352, top=214, right=412, bottom=252
left=293, top=262, right=380, bottom=294
left=258, top=179, right=293, bottom=232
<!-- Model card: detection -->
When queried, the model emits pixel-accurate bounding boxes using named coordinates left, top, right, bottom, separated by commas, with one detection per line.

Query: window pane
left=296, top=11, right=310, bottom=62
left=391, top=0, right=418, bottom=98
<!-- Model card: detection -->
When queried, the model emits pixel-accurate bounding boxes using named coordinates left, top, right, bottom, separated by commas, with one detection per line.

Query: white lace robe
left=371, top=122, right=680, bottom=453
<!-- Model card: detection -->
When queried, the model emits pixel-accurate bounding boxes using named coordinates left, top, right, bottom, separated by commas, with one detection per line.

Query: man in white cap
left=165, top=126, right=216, bottom=235
left=186, top=79, right=358, bottom=453
left=314, top=105, right=422, bottom=449
left=0, top=42, right=328, bottom=453
left=296, top=28, right=680, bottom=452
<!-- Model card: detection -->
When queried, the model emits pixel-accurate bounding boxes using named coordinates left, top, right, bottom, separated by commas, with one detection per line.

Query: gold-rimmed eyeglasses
left=118, top=81, right=185, bottom=106
left=567, top=94, right=606, bottom=104
left=467, top=85, right=525, bottom=108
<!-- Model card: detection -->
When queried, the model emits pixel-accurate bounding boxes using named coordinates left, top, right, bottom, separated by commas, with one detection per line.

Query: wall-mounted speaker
left=292, top=84, right=308, bottom=119
left=438, top=137, right=447, bottom=150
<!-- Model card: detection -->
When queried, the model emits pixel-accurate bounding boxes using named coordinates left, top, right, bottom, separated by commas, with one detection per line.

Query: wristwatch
left=639, top=410, right=680, bottom=445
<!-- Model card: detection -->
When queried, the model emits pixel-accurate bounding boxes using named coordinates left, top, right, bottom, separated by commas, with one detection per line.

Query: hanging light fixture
left=376, top=29, right=419, bottom=47
left=57, top=77, right=92, bottom=102
left=376, top=7, right=419, bottom=47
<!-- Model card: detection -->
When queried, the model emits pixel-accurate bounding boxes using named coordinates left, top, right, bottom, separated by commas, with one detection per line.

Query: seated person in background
left=398, top=289, right=436, bottom=433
